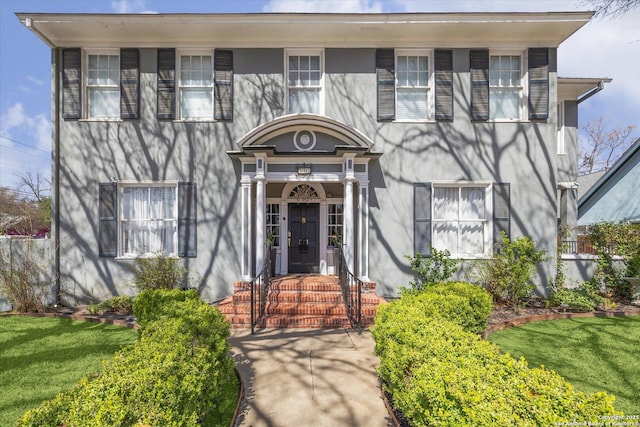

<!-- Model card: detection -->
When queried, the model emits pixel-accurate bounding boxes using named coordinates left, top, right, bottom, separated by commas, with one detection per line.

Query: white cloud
left=263, top=0, right=383, bottom=13
left=558, top=9, right=640, bottom=129
left=111, top=0, right=157, bottom=14
left=26, top=76, right=44, bottom=86
left=0, top=103, right=51, bottom=189
left=0, top=103, right=50, bottom=152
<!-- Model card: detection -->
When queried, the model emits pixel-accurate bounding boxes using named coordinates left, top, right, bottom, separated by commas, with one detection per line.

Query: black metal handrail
left=250, top=245, right=272, bottom=334
left=337, top=245, right=363, bottom=332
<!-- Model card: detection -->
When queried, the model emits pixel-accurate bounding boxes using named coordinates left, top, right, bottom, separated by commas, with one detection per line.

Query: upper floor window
left=396, top=52, right=432, bottom=120
left=87, top=52, right=120, bottom=119
left=287, top=50, right=323, bottom=114
left=489, top=53, right=523, bottom=120
left=179, top=54, right=214, bottom=119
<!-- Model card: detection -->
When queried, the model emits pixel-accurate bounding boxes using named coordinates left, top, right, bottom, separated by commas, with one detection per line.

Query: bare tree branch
left=14, top=170, right=50, bottom=203
left=578, top=116, right=637, bottom=175
left=581, top=0, right=639, bottom=18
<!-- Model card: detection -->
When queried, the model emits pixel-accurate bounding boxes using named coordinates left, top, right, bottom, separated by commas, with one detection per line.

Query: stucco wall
left=54, top=46, right=561, bottom=302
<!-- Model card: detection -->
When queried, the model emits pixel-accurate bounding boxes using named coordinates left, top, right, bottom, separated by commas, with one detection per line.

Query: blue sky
left=1, top=0, right=638, bottom=192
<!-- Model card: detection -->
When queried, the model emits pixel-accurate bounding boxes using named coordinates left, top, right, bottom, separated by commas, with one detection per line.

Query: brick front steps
left=217, top=275, right=386, bottom=329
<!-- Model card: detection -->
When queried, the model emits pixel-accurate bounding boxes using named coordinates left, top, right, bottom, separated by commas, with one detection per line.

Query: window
left=377, top=49, right=451, bottom=122
left=179, top=54, right=213, bottom=119
left=396, top=52, right=431, bottom=120
left=414, top=182, right=510, bottom=257
left=557, top=102, right=565, bottom=154
left=266, top=204, right=280, bottom=248
left=287, top=51, right=322, bottom=114
left=489, top=54, right=523, bottom=120
left=87, top=53, right=120, bottom=119
left=99, top=182, right=196, bottom=258
left=433, top=186, right=488, bottom=255
left=328, top=204, right=343, bottom=247
left=121, top=185, right=178, bottom=257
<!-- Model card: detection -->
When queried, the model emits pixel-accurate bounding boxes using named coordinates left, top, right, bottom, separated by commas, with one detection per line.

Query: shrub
left=475, top=232, right=548, bottom=309
left=385, top=282, right=492, bottom=334
left=587, top=221, right=640, bottom=299
left=372, top=297, right=620, bottom=426
left=88, top=295, right=135, bottom=315
left=129, top=253, right=186, bottom=291
left=404, top=248, right=460, bottom=291
left=0, top=240, right=50, bottom=312
left=133, top=288, right=199, bottom=328
left=549, top=287, right=602, bottom=312
left=19, top=290, right=238, bottom=427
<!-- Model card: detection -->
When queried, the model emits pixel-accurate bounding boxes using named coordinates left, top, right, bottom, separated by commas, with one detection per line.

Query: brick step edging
left=482, top=310, right=640, bottom=339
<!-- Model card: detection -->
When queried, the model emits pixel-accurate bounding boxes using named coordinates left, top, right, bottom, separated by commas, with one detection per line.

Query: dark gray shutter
left=434, top=49, right=453, bottom=121
left=178, top=182, right=197, bottom=258
left=120, top=49, right=139, bottom=119
left=157, top=48, right=175, bottom=119
left=214, top=49, right=234, bottom=121
left=470, top=49, right=489, bottom=121
left=62, top=48, right=82, bottom=119
left=376, top=48, right=395, bottom=122
left=99, top=183, right=118, bottom=257
left=528, top=48, right=549, bottom=120
left=414, top=183, right=432, bottom=255
left=493, top=182, right=511, bottom=245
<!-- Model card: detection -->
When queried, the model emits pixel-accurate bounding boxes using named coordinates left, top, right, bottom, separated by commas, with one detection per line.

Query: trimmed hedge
left=394, top=282, right=492, bottom=334
left=372, top=284, right=620, bottom=426
left=18, top=290, right=238, bottom=427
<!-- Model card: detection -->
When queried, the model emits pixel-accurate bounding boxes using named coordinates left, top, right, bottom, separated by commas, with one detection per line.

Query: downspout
left=576, top=81, right=604, bottom=104
left=52, top=47, right=61, bottom=305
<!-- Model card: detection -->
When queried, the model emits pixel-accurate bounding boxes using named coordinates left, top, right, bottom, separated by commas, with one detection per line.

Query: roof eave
left=16, top=11, right=594, bottom=49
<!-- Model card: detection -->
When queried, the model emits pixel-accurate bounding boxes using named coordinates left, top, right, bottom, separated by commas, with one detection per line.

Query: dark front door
left=288, top=203, right=319, bottom=273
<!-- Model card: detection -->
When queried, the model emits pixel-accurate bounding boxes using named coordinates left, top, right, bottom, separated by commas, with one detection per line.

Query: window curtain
left=122, top=187, right=176, bottom=255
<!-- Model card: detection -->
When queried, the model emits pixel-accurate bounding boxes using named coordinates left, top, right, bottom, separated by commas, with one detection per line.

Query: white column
left=255, top=176, right=266, bottom=273
left=241, top=175, right=253, bottom=281
left=358, top=181, right=370, bottom=281
left=344, top=177, right=355, bottom=275
left=255, top=155, right=267, bottom=275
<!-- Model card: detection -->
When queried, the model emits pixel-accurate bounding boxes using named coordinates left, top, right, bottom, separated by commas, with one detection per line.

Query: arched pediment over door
left=231, top=113, right=376, bottom=157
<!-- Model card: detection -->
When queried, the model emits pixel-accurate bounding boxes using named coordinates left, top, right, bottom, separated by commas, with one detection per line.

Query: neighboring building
left=18, top=12, right=609, bottom=302
left=578, top=138, right=640, bottom=225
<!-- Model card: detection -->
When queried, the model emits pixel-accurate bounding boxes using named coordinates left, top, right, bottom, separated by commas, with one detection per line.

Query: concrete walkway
left=229, top=328, right=392, bottom=427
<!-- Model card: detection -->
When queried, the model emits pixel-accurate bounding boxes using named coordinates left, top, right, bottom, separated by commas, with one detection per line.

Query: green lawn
left=488, top=315, right=640, bottom=415
left=0, top=316, right=137, bottom=426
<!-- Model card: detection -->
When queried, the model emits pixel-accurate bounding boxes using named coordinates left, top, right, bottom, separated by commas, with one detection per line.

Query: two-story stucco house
left=18, top=12, right=609, bottom=306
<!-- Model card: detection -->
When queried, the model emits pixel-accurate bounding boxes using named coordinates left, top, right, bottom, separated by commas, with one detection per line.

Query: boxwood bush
left=18, top=290, right=238, bottom=427
left=372, top=291, right=620, bottom=426
left=391, top=281, right=492, bottom=334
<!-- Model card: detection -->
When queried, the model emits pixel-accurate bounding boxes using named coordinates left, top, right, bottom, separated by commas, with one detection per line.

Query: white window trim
left=176, top=49, right=215, bottom=121
left=285, top=48, right=325, bottom=115
left=117, top=181, right=179, bottom=259
left=488, top=49, right=528, bottom=122
left=83, top=48, right=121, bottom=121
left=394, top=49, right=434, bottom=122
left=431, top=182, right=493, bottom=258
left=327, top=203, right=344, bottom=248
left=557, top=102, right=566, bottom=155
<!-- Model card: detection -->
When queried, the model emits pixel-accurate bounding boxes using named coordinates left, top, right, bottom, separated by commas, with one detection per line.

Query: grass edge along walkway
left=487, top=315, right=640, bottom=415
left=0, top=316, right=138, bottom=426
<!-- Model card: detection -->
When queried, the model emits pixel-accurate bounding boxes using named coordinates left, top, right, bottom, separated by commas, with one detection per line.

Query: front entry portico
left=228, top=114, right=378, bottom=282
